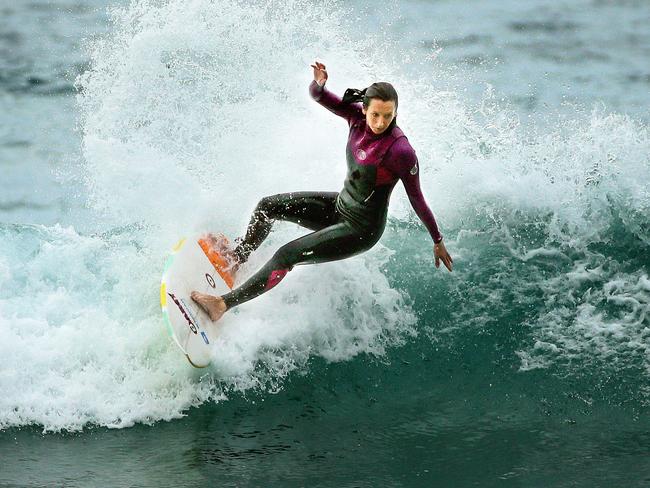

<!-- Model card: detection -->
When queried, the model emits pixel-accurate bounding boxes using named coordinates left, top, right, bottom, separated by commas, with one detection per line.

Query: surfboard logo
left=167, top=292, right=198, bottom=334
left=205, top=273, right=216, bottom=288
left=200, top=331, right=210, bottom=345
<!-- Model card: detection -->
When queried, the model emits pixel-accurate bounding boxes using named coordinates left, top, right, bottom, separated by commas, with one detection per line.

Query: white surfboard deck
left=160, top=236, right=232, bottom=368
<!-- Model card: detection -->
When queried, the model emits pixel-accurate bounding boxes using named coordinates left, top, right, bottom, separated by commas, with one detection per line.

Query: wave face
left=1, top=0, right=649, bottom=432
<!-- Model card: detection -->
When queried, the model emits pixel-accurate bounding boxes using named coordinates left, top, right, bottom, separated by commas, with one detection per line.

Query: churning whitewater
left=0, top=0, right=648, bottom=432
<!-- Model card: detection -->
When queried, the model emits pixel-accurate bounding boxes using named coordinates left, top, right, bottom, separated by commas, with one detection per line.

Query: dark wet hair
left=342, top=82, right=398, bottom=110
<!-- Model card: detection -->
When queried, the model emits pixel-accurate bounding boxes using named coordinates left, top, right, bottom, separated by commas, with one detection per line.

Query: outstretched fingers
left=433, top=244, right=453, bottom=272
left=442, top=254, right=453, bottom=272
left=311, top=61, right=327, bottom=74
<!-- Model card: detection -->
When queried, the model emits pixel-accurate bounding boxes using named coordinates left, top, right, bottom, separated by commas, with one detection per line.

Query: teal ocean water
left=1, top=0, right=649, bottom=486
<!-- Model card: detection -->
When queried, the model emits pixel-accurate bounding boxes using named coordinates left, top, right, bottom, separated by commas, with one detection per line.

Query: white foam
left=3, top=0, right=650, bottom=431
left=0, top=0, right=421, bottom=432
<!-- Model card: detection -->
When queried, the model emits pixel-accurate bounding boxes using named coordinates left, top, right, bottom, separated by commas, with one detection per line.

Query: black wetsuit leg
left=232, top=191, right=340, bottom=264
left=223, top=192, right=383, bottom=310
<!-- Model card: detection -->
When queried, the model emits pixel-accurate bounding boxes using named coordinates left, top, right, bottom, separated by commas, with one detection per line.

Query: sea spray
left=1, top=0, right=418, bottom=432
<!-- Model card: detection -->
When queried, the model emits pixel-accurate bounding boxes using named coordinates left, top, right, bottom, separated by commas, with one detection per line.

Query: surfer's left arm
left=388, top=139, right=453, bottom=272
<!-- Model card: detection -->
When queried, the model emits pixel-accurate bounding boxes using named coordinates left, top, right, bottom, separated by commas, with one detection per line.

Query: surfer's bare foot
left=191, top=291, right=227, bottom=322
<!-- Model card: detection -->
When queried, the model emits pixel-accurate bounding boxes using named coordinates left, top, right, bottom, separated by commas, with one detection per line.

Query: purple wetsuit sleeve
left=309, top=80, right=363, bottom=123
left=385, top=138, right=443, bottom=243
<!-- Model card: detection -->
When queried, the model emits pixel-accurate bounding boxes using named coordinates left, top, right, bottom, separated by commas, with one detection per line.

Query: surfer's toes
left=191, top=291, right=227, bottom=322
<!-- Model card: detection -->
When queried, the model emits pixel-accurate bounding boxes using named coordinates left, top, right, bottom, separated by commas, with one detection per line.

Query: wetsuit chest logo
left=356, top=149, right=367, bottom=160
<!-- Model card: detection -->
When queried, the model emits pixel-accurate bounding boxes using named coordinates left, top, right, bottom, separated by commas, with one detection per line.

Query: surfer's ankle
left=212, top=297, right=228, bottom=321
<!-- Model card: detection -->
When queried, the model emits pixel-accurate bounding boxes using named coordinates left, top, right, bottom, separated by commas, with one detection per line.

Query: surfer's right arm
left=309, top=61, right=362, bottom=121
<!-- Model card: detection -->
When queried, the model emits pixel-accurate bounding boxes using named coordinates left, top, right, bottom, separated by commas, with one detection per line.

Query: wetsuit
left=220, top=80, right=443, bottom=309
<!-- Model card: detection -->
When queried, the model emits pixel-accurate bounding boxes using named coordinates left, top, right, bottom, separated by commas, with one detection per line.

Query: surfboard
left=160, top=234, right=235, bottom=368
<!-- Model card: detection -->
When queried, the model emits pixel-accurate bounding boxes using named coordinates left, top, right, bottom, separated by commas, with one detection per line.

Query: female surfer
left=191, top=61, right=453, bottom=322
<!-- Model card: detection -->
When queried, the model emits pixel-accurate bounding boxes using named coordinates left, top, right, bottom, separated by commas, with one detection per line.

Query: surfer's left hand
left=434, top=240, right=453, bottom=272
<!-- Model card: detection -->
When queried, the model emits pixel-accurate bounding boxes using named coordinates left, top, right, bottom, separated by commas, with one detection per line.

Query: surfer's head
left=343, top=82, right=398, bottom=135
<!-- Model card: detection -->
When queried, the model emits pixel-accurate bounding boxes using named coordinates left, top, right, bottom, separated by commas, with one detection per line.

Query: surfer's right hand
left=311, top=61, right=328, bottom=87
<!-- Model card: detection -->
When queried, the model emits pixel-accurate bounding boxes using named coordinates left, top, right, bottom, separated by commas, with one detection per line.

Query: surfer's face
left=362, top=98, right=396, bottom=135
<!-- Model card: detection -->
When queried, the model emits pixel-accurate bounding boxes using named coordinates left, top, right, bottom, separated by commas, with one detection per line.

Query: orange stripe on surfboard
left=197, top=237, right=235, bottom=290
